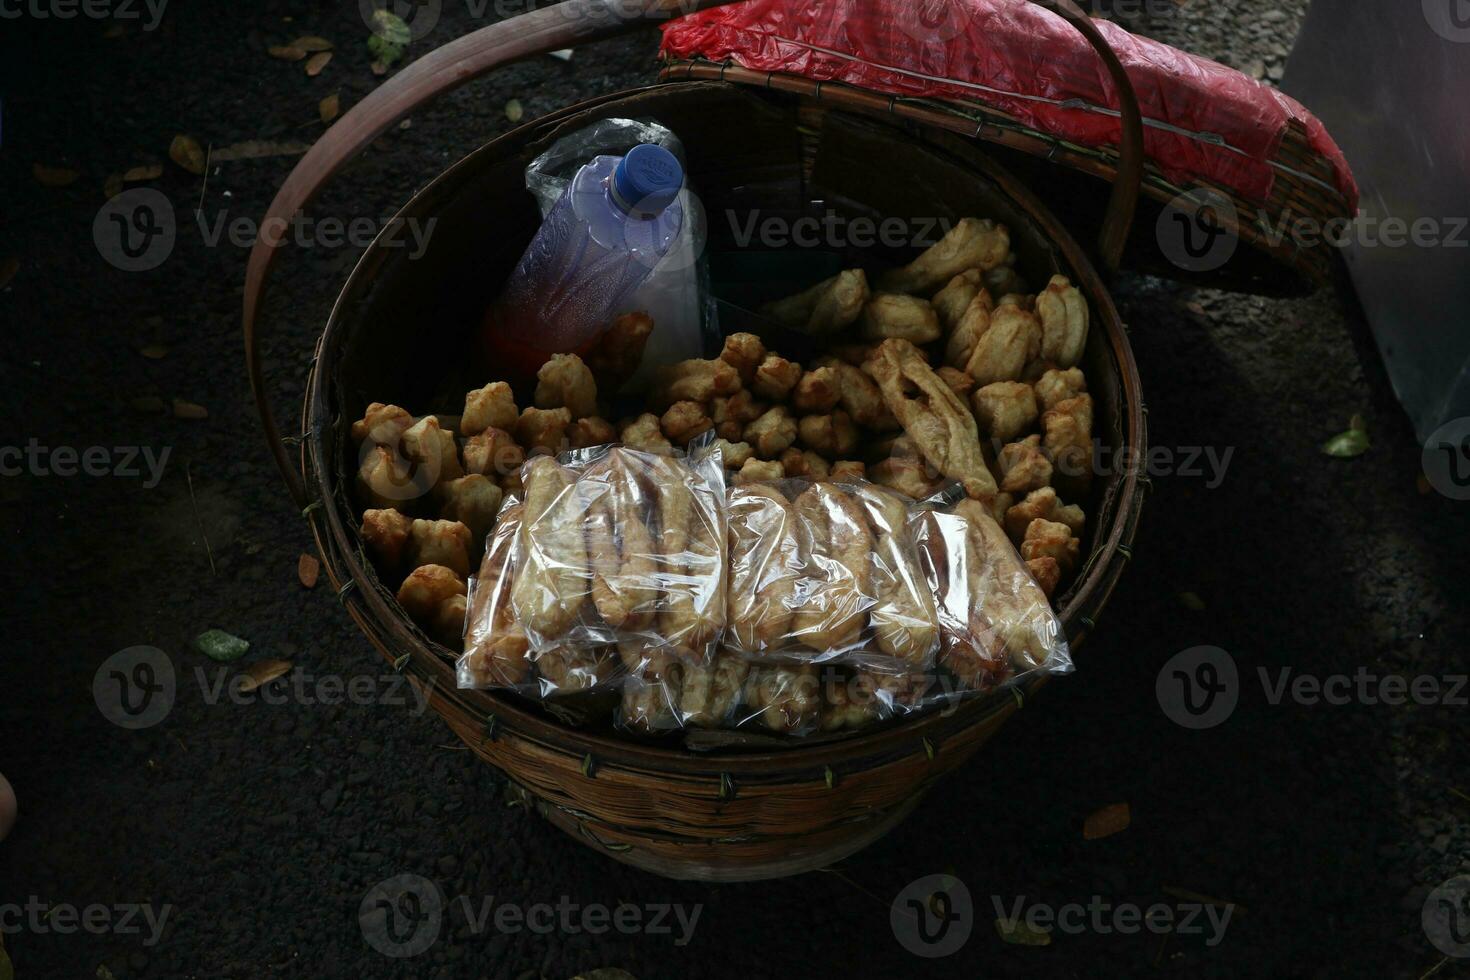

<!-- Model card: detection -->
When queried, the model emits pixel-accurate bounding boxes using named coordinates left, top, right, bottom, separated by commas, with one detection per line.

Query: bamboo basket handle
left=244, top=0, right=1143, bottom=508
left=1029, top=0, right=1144, bottom=271
left=244, top=0, right=746, bottom=508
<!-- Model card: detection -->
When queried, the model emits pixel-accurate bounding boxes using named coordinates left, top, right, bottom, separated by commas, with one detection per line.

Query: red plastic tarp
left=661, top=0, right=1357, bottom=209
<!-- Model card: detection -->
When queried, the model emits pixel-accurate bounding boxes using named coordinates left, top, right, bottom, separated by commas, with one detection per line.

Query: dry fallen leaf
left=305, top=51, right=332, bottom=76
left=504, top=99, right=524, bottom=123
left=239, top=659, right=293, bottom=693
left=319, top=93, right=340, bottom=124
left=1083, top=802, right=1131, bottom=840
left=212, top=140, right=312, bottom=162
left=0, top=256, right=17, bottom=291
left=298, top=553, right=321, bottom=588
left=103, top=173, right=124, bottom=199
left=1178, top=591, right=1206, bottom=611
left=172, top=399, right=208, bottom=420
left=1417, top=473, right=1433, bottom=495
left=139, top=344, right=169, bottom=360
left=169, top=135, right=207, bottom=175
left=291, top=35, right=333, bottom=51
left=268, top=44, right=306, bottom=61
left=33, top=163, right=81, bottom=187
left=124, top=164, right=163, bottom=182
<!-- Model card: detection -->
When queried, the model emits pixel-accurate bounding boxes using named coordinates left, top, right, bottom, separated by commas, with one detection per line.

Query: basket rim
left=298, top=79, right=1146, bottom=776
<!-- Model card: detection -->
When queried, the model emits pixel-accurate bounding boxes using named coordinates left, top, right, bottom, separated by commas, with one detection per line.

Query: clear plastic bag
left=723, top=479, right=939, bottom=669
left=915, top=498, right=1073, bottom=694
left=512, top=446, right=728, bottom=663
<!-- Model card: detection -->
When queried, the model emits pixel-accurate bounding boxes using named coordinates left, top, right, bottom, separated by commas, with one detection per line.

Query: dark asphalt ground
left=2, top=2, right=1467, bottom=978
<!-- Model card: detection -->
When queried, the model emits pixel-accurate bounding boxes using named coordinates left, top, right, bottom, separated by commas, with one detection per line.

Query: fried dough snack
left=535, top=646, right=618, bottom=695
left=583, top=449, right=659, bottom=633
left=654, top=358, right=742, bottom=408
left=780, top=447, right=830, bottom=480
left=407, top=518, right=472, bottom=577
left=620, top=667, right=684, bottom=733
left=937, top=366, right=976, bottom=400
left=878, top=218, right=1010, bottom=295
left=438, top=475, right=503, bottom=552
left=514, top=406, right=571, bottom=455
left=851, top=485, right=940, bottom=669
left=660, top=400, right=713, bottom=443
left=972, top=381, right=1039, bottom=444
left=510, top=457, right=588, bottom=645
left=819, top=358, right=896, bottom=431
left=932, top=270, right=984, bottom=334
left=830, top=460, right=866, bottom=482
left=735, top=458, right=784, bottom=484
left=711, top=390, right=766, bottom=441
left=398, top=563, right=466, bottom=624
left=859, top=293, right=942, bottom=343
left=964, top=303, right=1041, bottom=386
left=680, top=649, right=751, bottom=728
left=619, top=413, right=673, bottom=455
left=943, top=288, right=994, bottom=369
left=585, top=311, right=652, bottom=393
left=869, top=456, right=946, bottom=500
left=1034, top=367, right=1086, bottom=410
left=567, top=416, right=616, bottom=449
left=791, top=366, right=841, bottom=413
left=647, top=453, right=725, bottom=660
left=353, top=402, right=413, bottom=445
left=797, top=411, right=860, bottom=458
left=462, top=427, right=524, bottom=479
left=867, top=339, right=998, bottom=500
left=745, top=664, right=821, bottom=734
left=1035, top=275, right=1089, bottom=368
left=998, top=434, right=1053, bottom=494
left=362, top=508, right=412, bottom=569
left=726, top=484, right=801, bottom=653
left=459, top=505, right=532, bottom=687
left=461, top=385, right=518, bottom=437
left=1042, top=393, right=1094, bottom=497
left=719, top=332, right=766, bottom=383
left=533, top=353, right=598, bottom=420
left=402, top=416, right=464, bottom=496
left=946, top=499, right=1063, bottom=677
left=1021, top=518, right=1081, bottom=577
left=791, top=483, right=873, bottom=653
left=744, top=405, right=798, bottom=458
left=760, top=269, right=870, bottom=333
left=751, top=354, right=802, bottom=402
left=1004, top=486, right=1085, bottom=544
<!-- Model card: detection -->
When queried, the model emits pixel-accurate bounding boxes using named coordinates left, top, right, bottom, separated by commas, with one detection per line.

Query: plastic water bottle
left=482, top=143, right=685, bottom=384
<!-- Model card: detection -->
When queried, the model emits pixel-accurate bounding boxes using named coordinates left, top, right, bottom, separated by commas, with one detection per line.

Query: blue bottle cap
left=612, top=143, right=683, bottom=216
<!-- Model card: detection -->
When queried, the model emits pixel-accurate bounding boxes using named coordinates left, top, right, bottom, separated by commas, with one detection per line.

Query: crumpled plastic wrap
left=723, top=479, right=939, bottom=670
left=458, top=445, right=728, bottom=695
left=915, top=497, right=1073, bottom=693
left=660, top=0, right=1356, bottom=208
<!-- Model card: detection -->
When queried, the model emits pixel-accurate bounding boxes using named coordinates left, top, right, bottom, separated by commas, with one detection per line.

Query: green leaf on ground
left=1322, top=425, right=1370, bottom=458
left=195, top=629, right=249, bottom=662
left=995, top=918, right=1052, bottom=946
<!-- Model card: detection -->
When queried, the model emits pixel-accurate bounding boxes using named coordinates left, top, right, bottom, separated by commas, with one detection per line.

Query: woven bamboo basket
left=244, top=0, right=1148, bottom=881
